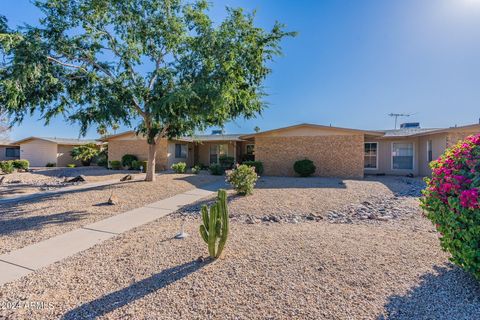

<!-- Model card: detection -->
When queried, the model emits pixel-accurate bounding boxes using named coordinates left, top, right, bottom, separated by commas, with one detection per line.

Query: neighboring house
left=0, top=140, right=20, bottom=161
left=103, top=122, right=480, bottom=178
left=104, top=131, right=252, bottom=171
left=10, top=137, right=98, bottom=167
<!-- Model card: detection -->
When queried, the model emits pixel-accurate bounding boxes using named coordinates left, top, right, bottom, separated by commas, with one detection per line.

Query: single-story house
left=0, top=140, right=20, bottom=161
left=103, top=122, right=480, bottom=178
left=10, top=137, right=98, bottom=167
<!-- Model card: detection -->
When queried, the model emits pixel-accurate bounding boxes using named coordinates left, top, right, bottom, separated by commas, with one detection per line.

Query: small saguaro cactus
left=199, top=189, right=229, bottom=259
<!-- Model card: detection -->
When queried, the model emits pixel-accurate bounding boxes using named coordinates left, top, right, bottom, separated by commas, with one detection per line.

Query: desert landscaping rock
left=107, top=194, right=119, bottom=205
left=177, top=176, right=425, bottom=226
left=1, top=175, right=478, bottom=319
left=66, top=175, right=87, bottom=183
left=0, top=167, right=145, bottom=199
left=120, top=174, right=133, bottom=182
left=0, top=172, right=222, bottom=254
left=1, top=208, right=479, bottom=319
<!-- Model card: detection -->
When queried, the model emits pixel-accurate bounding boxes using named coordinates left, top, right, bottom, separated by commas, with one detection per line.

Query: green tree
left=111, top=123, right=120, bottom=135
left=96, top=124, right=108, bottom=138
left=0, top=0, right=294, bottom=181
left=71, top=143, right=100, bottom=166
left=254, top=126, right=261, bottom=133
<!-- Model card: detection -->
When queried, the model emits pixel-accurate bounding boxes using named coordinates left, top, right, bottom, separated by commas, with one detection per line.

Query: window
left=209, top=144, right=228, bottom=164
left=364, top=143, right=378, bottom=169
left=218, top=144, right=228, bottom=157
left=246, top=144, right=255, bottom=156
left=427, top=140, right=433, bottom=162
left=5, top=147, right=19, bottom=158
left=175, top=144, right=187, bottom=158
left=209, top=145, right=218, bottom=164
left=392, top=143, right=414, bottom=170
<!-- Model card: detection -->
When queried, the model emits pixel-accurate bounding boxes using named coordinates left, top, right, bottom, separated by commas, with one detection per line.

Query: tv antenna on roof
left=388, top=113, right=414, bottom=129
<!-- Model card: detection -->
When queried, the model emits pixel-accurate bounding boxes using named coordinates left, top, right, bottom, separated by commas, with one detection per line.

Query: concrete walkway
left=0, top=181, right=224, bottom=286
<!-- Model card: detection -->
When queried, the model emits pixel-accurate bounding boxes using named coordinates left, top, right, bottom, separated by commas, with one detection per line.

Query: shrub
left=219, top=155, right=235, bottom=169
left=134, top=160, right=148, bottom=173
left=226, top=164, right=258, bottom=195
left=71, top=143, right=99, bottom=166
left=67, top=164, right=76, bottom=168
left=12, top=159, right=29, bottom=170
left=242, top=160, right=264, bottom=175
left=294, top=159, right=316, bottom=177
left=421, top=134, right=480, bottom=279
left=0, top=161, right=14, bottom=174
left=109, top=160, right=122, bottom=170
left=171, top=162, right=187, bottom=173
left=191, top=165, right=201, bottom=174
left=95, top=145, right=108, bottom=167
left=209, top=164, right=224, bottom=175
left=96, top=157, right=108, bottom=168
left=121, top=154, right=138, bottom=169
left=46, top=162, right=56, bottom=167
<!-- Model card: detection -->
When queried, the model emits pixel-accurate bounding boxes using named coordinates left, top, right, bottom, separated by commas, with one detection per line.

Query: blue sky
left=3, top=0, right=480, bottom=140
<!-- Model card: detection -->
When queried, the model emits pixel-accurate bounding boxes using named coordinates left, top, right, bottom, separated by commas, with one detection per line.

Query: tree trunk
left=146, top=141, right=156, bottom=182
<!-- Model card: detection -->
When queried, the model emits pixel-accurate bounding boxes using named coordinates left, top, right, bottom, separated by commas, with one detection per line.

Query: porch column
left=233, top=141, right=237, bottom=164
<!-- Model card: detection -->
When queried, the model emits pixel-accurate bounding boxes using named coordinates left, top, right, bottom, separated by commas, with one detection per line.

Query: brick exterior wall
left=255, top=135, right=364, bottom=178
left=108, top=138, right=168, bottom=171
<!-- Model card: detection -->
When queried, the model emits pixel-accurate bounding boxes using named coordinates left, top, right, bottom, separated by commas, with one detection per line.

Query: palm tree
left=97, top=125, right=107, bottom=138
left=112, top=123, right=120, bottom=134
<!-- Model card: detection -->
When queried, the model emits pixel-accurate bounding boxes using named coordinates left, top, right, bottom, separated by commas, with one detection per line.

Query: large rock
left=108, top=194, right=119, bottom=205
left=67, top=175, right=86, bottom=183
left=120, top=174, right=133, bottom=182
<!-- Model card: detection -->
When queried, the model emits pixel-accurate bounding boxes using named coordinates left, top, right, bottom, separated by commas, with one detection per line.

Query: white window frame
left=391, top=142, right=415, bottom=171
left=364, top=142, right=379, bottom=170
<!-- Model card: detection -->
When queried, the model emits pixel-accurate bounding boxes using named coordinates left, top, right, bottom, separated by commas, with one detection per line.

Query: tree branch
left=47, top=56, right=88, bottom=73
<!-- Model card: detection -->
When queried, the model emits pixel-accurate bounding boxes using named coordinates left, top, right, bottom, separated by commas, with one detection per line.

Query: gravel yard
left=1, top=176, right=479, bottom=319
left=0, top=172, right=222, bottom=254
left=0, top=167, right=145, bottom=198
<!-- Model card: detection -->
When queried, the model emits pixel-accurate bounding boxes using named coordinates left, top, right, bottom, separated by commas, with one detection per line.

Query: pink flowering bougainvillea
left=421, top=134, right=480, bottom=279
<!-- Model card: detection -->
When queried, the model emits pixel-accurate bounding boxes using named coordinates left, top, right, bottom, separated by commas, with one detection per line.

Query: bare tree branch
left=47, top=56, right=88, bottom=73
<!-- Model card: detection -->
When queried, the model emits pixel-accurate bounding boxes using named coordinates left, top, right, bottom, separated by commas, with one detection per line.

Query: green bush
left=96, top=157, right=108, bottom=167
left=191, top=165, right=201, bottom=174
left=131, top=160, right=148, bottom=172
left=0, top=161, right=14, bottom=174
left=46, top=162, right=56, bottom=167
left=242, top=160, right=263, bottom=175
left=12, top=159, right=29, bottom=170
left=171, top=162, right=187, bottom=173
left=95, top=145, right=108, bottom=167
left=209, top=164, right=224, bottom=175
left=109, top=160, right=122, bottom=170
left=67, top=164, right=76, bottom=168
left=294, top=159, right=316, bottom=177
left=421, top=134, right=480, bottom=279
left=71, top=143, right=99, bottom=166
left=121, top=154, right=138, bottom=169
left=226, top=164, right=258, bottom=195
left=219, top=155, right=235, bottom=169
